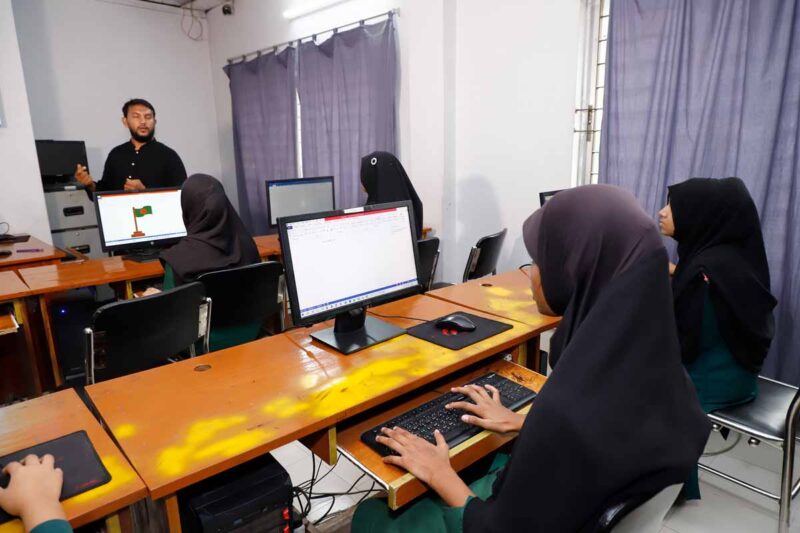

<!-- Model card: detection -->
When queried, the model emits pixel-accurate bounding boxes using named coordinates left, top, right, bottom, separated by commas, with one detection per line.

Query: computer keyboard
left=361, top=372, right=536, bottom=457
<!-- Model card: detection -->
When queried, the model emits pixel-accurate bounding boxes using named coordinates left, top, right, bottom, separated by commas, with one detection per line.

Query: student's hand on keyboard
left=376, top=427, right=453, bottom=485
left=446, top=384, right=526, bottom=434
left=376, top=427, right=476, bottom=507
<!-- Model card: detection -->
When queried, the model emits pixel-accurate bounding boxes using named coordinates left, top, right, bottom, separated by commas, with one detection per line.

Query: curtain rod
left=226, top=9, right=396, bottom=64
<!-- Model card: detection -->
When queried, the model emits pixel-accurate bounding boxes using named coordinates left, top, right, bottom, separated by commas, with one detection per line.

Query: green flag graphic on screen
left=133, top=206, right=153, bottom=218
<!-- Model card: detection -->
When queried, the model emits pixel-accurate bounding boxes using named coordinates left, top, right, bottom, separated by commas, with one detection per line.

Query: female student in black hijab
left=352, top=185, right=709, bottom=532
left=157, top=174, right=261, bottom=350
left=360, top=151, right=424, bottom=238
left=658, top=177, right=776, bottom=499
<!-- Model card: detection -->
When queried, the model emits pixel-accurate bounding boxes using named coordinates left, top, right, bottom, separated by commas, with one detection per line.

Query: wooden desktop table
left=16, top=237, right=283, bottom=389
left=428, top=268, right=561, bottom=371
left=0, top=237, right=65, bottom=274
left=0, top=389, right=146, bottom=532
left=86, top=294, right=537, bottom=531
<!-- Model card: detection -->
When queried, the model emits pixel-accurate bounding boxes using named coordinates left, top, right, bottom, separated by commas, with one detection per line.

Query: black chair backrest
left=417, top=238, right=440, bottom=292
left=197, top=261, right=283, bottom=330
left=88, top=282, right=207, bottom=383
left=539, top=189, right=564, bottom=206
left=462, top=228, right=507, bottom=282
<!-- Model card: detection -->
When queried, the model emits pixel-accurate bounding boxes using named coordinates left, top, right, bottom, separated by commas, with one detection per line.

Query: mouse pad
left=0, top=431, right=111, bottom=525
left=406, top=312, right=513, bottom=350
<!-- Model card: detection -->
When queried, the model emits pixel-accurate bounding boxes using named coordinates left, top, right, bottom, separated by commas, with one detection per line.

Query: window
left=572, top=0, right=609, bottom=186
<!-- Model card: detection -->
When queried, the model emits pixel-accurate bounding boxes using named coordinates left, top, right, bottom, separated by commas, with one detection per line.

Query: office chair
left=462, top=228, right=507, bottom=282
left=539, top=189, right=564, bottom=206
left=197, top=261, right=285, bottom=348
left=416, top=238, right=440, bottom=292
left=84, top=282, right=210, bottom=384
left=589, top=483, right=681, bottom=533
left=699, top=376, right=800, bottom=533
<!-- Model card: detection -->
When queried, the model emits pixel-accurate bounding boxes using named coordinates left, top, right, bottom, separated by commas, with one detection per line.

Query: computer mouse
left=435, top=314, right=477, bottom=332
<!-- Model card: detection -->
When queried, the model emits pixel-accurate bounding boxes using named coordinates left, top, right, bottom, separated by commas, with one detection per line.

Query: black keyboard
left=361, top=372, right=536, bottom=457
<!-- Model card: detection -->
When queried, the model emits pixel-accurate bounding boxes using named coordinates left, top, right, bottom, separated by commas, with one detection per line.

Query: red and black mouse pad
left=0, top=431, right=111, bottom=525
left=406, top=312, right=513, bottom=350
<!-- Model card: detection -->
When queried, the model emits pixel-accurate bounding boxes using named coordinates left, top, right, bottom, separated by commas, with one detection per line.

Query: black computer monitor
left=266, top=176, right=335, bottom=227
left=35, top=140, right=88, bottom=181
left=279, top=200, right=422, bottom=354
left=95, top=188, right=186, bottom=261
left=539, top=189, right=564, bottom=206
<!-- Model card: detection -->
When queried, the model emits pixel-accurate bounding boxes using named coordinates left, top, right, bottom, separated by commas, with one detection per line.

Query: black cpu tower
left=50, top=288, right=108, bottom=386
left=178, top=453, right=293, bottom=533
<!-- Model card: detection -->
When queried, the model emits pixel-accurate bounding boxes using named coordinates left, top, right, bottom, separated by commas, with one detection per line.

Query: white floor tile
left=665, top=481, right=778, bottom=533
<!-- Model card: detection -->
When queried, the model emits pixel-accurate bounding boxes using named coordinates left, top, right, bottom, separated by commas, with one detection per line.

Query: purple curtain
left=600, top=0, right=800, bottom=383
left=298, top=17, right=397, bottom=209
left=224, top=48, right=297, bottom=234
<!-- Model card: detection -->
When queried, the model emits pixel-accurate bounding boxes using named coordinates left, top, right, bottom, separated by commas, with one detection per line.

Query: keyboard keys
left=361, top=372, right=536, bottom=457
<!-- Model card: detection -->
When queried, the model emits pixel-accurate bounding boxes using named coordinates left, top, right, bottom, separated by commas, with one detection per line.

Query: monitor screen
left=35, top=140, right=88, bottom=178
left=281, top=202, right=420, bottom=323
left=267, top=177, right=335, bottom=226
left=95, top=188, right=186, bottom=251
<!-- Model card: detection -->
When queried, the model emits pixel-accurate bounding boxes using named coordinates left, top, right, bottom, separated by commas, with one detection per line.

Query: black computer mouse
left=435, top=314, right=477, bottom=332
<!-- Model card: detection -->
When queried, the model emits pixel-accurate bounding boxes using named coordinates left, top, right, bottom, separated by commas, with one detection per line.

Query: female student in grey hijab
left=352, top=184, right=709, bottom=532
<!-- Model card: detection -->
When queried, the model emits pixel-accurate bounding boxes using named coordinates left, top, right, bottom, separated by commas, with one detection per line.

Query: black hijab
left=360, top=151, right=423, bottom=238
left=669, top=177, right=776, bottom=372
left=464, top=185, right=710, bottom=532
left=160, top=174, right=260, bottom=285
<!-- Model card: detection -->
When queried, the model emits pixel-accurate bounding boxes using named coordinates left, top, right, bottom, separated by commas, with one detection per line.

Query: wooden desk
left=0, top=272, right=40, bottom=395
left=253, top=234, right=281, bottom=258
left=429, top=268, right=561, bottom=371
left=87, top=295, right=536, bottom=531
left=0, top=237, right=65, bottom=273
left=0, top=389, right=146, bottom=532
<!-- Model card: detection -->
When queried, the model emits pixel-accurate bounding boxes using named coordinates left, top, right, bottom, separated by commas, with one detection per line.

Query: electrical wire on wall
left=181, top=3, right=204, bottom=41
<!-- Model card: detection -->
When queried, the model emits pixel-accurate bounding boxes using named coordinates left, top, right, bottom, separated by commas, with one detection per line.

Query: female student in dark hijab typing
left=352, top=185, right=710, bottom=532
left=658, top=177, right=776, bottom=499
left=360, top=151, right=424, bottom=238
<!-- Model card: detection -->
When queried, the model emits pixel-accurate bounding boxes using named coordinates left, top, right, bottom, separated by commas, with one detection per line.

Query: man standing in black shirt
left=75, top=98, right=187, bottom=193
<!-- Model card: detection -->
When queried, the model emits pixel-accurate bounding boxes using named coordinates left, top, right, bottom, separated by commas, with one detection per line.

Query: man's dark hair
left=122, top=98, right=156, bottom=117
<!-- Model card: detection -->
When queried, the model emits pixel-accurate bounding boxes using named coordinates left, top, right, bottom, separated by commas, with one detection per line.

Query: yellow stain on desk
left=262, top=336, right=468, bottom=420
left=484, top=286, right=514, bottom=298
left=156, top=415, right=272, bottom=477
left=67, top=455, right=136, bottom=504
left=114, top=423, right=137, bottom=439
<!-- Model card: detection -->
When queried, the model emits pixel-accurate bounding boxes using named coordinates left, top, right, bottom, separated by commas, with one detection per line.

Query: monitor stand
left=310, top=307, right=405, bottom=355
left=122, top=247, right=161, bottom=263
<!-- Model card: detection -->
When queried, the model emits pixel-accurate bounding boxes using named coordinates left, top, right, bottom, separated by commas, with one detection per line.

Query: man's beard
left=130, top=127, right=155, bottom=143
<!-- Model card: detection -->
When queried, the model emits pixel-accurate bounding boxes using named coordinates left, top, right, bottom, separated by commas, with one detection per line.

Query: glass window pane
left=596, top=64, right=606, bottom=88
left=600, top=16, right=609, bottom=40
left=598, top=40, right=607, bottom=63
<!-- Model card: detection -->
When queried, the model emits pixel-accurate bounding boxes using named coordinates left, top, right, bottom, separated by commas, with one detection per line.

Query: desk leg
left=511, top=342, right=528, bottom=368
left=125, top=281, right=134, bottom=300
left=528, top=336, right=544, bottom=374
left=105, top=506, right=133, bottom=533
left=39, top=295, right=63, bottom=387
left=15, top=299, right=42, bottom=395
left=165, top=494, right=182, bottom=533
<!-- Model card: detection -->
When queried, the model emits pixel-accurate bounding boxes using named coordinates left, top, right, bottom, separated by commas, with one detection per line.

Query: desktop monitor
left=266, top=177, right=335, bottom=227
left=279, top=200, right=422, bottom=354
left=35, top=140, right=89, bottom=181
left=539, top=189, right=564, bottom=206
left=95, top=188, right=186, bottom=258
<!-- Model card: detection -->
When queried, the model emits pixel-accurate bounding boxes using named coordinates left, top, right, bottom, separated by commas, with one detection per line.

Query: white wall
left=0, top=0, right=51, bottom=242
left=12, top=0, right=222, bottom=193
left=444, top=0, right=580, bottom=280
left=206, top=0, right=580, bottom=278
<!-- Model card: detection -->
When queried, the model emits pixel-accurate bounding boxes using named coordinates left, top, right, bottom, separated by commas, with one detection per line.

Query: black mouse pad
left=0, top=431, right=111, bottom=525
left=406, top=312, right=513, bottom=350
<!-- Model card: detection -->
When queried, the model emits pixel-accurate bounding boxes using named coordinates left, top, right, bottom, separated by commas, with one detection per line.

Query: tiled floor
left=274, top=430, right=800, bottom=532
